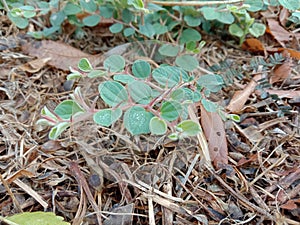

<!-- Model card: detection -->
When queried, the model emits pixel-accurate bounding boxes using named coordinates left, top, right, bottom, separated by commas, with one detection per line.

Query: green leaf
left=87, top=70, right=107, bottom=78
left=139, top=23, right=155, bottom=38
left=128, top=81, right=152, bottom=104
left=176, top=120, right=201, bottom=137
left=20, top=5, right=36, bottom=18
left=171, top=88, right=185, bottom=101
left=78, top=58, right=93, bottom=72
left=109, top=23, right=124, bottom=33
left=104, top=55, right=125, bottom=72
left=50, top=11, right=65, bottom=27
left=99, top=6, right=114, bottom=18
left=93, top=108, right=122, bottom=126
left=197, top=74, right=224, bottom=92
left=122, top=9, right=133, bottom=23
left=63, top=2, right=82, bottom=15
left=161, top=100, right=182, bottom=121
left=175, top=55, right=199, bottom=72
left=150, top=117, right=167, bottom=135
left=158, top=44, right=179, bottom=57
left=41, top=106, right=58, bottom=121
left=67, top=72, right=82, bottom=80
left=184, top=15, right=201, bottom=27
left=8, top=13, right=28, bottom=28
left=80, top=0, right=97, bottom=13
left=201, top=98, right=218, bottom=112
left=249, top=23, right=266, bottom=37
left=124, top=106, right=154, bottom=135
left=216, top=11, right=234, bottom=24
left=49, top=122, right=70, bottom=140
left=83, top=14, right=101, bottom=27
left=200, top=7, right=218, bottom=20
left=132, top=60, right=151, bottom=78
left=6, top=211, right=70, bottom=225
left=152, top=66, right=189, bottom=88
left=244, top=0, right=264, bottom=11
left=123, top=27, right=135, bottom=37
left=128, top=0, right=144, bottom=9
left=98, top=81, right=128, bottom=107
left=113, top=74, right=135, bottom=83
left=179, top=28, right=201, bottom=44
left=229, top=24, right=244, bottom=38
left=153, top=23, right=168, bottom=35
left=54, top=100, right=84, bottom=119
left=278, top=0, right=300, bottom=10
left=228, top=114, right=240, bottom=122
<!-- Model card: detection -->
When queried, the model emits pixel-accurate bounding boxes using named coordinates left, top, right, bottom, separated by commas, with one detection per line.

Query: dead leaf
left=226, top=75, right=261, bottom=113
left=21, top=40, right=102, bottom=71
left=242, top=38, right=265, bottom=53
left=266, top=19, right=291, bottom=47
left=200, top=105, right=228, bottom=169
left=103, top=203, right=134, bottom=225
left=18, top=57, right=51, bottom=73
left=270, top=60, right=292, bottom=84
left=280, top=200, right=298, bottom=210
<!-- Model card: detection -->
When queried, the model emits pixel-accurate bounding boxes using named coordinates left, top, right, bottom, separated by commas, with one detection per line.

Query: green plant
left=37, top=54, right=239, bottom=140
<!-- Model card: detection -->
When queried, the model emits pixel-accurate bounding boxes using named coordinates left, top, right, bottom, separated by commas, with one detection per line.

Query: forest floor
left=0, top=5, right=300, bottom=225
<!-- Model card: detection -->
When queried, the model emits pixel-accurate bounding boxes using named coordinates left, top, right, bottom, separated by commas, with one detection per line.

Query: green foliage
left=2, top=0, right=298, bottom=44
left=5, top=212, right=70, bottom=225
left=38, top=55, right=226, bottom=139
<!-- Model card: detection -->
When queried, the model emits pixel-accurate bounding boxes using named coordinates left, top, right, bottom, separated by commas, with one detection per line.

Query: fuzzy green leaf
left=278, top=0, right=300, bottom=10
left=152, top=66, right=189, bottom=88
left=54, top=100, right=84, bottom=119
left=83, top=14, right=101, bottom=27
left=158, top=44, right=179, bottom=57
left=78, top=58, right=93, bottom=72
left=93, top=108, right=122, bottom=126
left=104, top=55, right=125, bottom=72
left=63, top=2, right=82, bottom=15
left=175, top=55, right=199, bottom=72
left=113, top=74, right=135, bottom=84
left=49, top=122, right=70, bottom=140
left=128, top=81, right=152, bottom=104
left=132, top=60, right=151, bottom=78
left=176, top=120, right=201, bottom=136
left=124, top=106, right=154, bottom=135
left=201, top=98, right=218, bottom=112
left=109, top=23, right=124, bottom=33
left=229, top=24, right=244, bottom=38
left=150, top=117, right=167, bottom=135
left=98, top=81, right=128, bottom=107
left=179, top=28, right=201, bottom=44
left=197, top=74, right=224, bottom=93
left=249, top=23, right=266, bottom=37
left=161, top=100, right=182, bottom=121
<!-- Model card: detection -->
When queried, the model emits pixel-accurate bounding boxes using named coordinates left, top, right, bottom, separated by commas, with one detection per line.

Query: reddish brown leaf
left=21, top=40, right=102, bottom=71
left=270, top=60, right=292, bottom=84
left=266, top=18, right=291, bottom=47
left=280, top=200, right=298, bottom=210
left=200, top=105, right=228, bottom=169
left=242, top=38, right=265, bottom=53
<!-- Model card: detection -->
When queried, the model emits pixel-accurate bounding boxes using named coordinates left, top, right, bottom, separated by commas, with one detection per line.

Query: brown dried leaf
left=103, top=203, right=134, bottom=225
left=21, top=40, right=102, bottom=71
left=18, top=57, right=51, bottom=73
left=226, top=75, right=261, bottom=113
left=200, top=105, right=228, bottom=169
left=280, top=200, right=298, bottom=210
left=267, top=19, right=291, bottom=47
left=270, top=60, right=292, bottom=84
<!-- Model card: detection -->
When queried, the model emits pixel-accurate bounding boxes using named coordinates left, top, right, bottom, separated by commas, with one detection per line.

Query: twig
left=150, top=0, right=244, bottom=6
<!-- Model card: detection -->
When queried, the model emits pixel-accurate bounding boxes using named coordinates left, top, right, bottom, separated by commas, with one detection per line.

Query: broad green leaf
left=122, top=9, right=133, bottom=23
left=176, top=120, right=201, bottom=136
left=124, top=106, right=154, bottom=135
left=216, top=11, right=234, bottom=24
left=50, top=11, right=65, bottom=27
left=83, top=14, right=101, bottom=27
left=93, top=108, right=122, bottom=126
left=99, top=6, right=114, bottom=18
left=67, top=72, right=82, bottom=80
left=7, top=211, right=70, bottom=225
left=249, top=23, right=266, bottom=37
left=171, top=89, right=185, bottom=101
left=123, top=27, right=135, bottom=37
left=20, top=6, right=36, bottom=18
left=244, top=0, right=264, bottom=11
left=78, top=58, right=93, bottom=72
left=104, top=55, right=125, bottom=72
left=197, top=74, right=224, bottom=93
left=132, top=60, right=151, bottom=78
left=153, top=23, right=168, bottom=35
left=54, top=100, right=84, bottom=119
left=128, top=81, right=152, bottom=104
left=128, top=0, right=144, bottom=9
left=152, top=66, right=189, bottom=88
left=158, top=44, right=179, bottom=57
left=150, top=117, right=167, bottom=135
left=200, top=7, right=218, bottom=20
left=41, top=106, right=58, bottom=121
left=80, top=0, right=97, bottom=12
left=109, top=23, right=124, bottom=33
left=175, top=55, right=199, bottom=72
left=88, top=70, right=107, bottom=78
left=184, top=15, right=201, bottom=27
left=63, top=2, right=82, bottom=15
left=98, top=81, right=128, bottom=107
left=179, top=28, right=201, bottom=44
left=161, top=100, right=182, bottom=121
left=49, top=122, right=70, bottom=140
left=229, top=24, right=244, bottom=38
left=8, top=12, right=28, bottom=28
left=113, top=74, right=135, bottom=83
left=201, top=98, right=218, bottom=112
left=139, top=23, right=155, bottom=38
left=278, top=0, right=300, bottom=10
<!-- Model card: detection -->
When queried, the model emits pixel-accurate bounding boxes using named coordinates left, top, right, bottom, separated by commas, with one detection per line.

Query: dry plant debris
left=0, top=5, right=300, bottom=225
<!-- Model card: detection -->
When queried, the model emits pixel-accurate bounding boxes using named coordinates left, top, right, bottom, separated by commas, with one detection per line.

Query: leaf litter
left=1, top=6, right=300, bottom=225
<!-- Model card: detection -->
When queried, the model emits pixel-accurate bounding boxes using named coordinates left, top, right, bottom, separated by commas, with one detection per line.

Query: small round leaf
left=175, top=55, right=199, bottom=72
left=161, top=100, right=182, bottom=121
left=158, top=44, right=179, bottom=57
left=128, top=80, right=152, bottom=104
left=104, top=55, right=125, bottom=72
left=109, top=23, right=124, bottom=33
left=98, top=81, right=128, bottom=107
left=83, top=14, right=101, bottom=27
left=93, top=108, right=122, bottom=126
left=132, top=60, right=151, bottom=78
left=78, top=58, right=93, bottom=72
left=150, top=117, right=167, bottom=135
left=176, top=120, right=201, bottom=136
